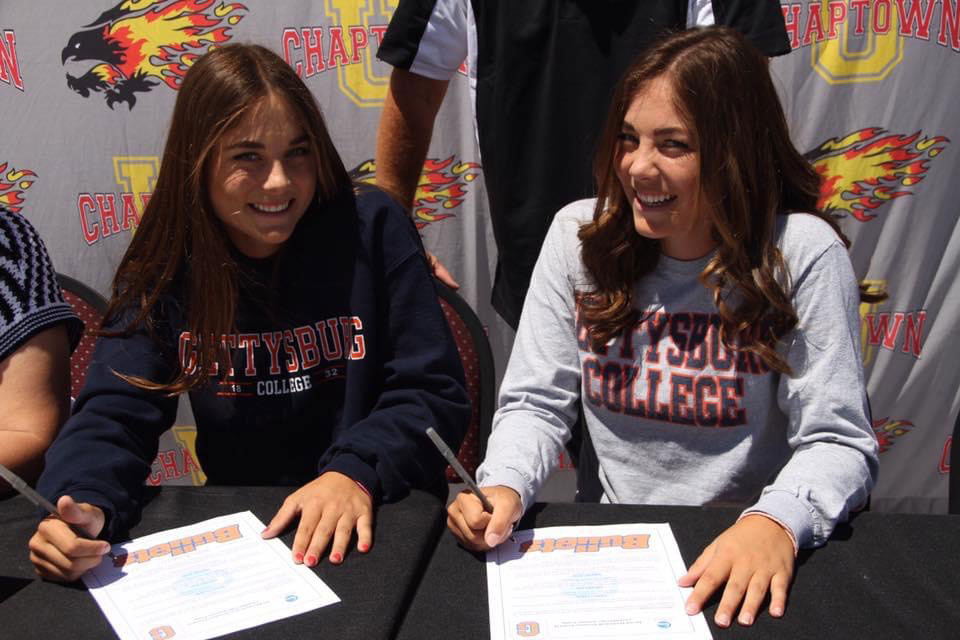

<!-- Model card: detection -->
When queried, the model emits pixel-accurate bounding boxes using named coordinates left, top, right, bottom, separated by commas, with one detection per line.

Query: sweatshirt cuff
left=320, top=452, right=383, bottom=504
left=476, top=465, right=536, bottom=513
left=743, top=488, right=818, bottom=550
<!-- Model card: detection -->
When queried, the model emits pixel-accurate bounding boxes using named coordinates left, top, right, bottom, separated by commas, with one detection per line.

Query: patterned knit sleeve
left=0, top=207, right=83, bottom=360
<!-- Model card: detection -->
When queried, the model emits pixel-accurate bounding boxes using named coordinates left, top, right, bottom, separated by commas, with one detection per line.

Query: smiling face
left=614, top=75, right=715, bottom=260
left=206, top=92, right=317, bottom=258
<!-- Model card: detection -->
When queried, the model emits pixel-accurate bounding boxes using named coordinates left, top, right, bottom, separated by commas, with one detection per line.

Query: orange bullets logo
left=349, top=157, right=482, bottom=230
left=872, top=416, right=914, bottom=454
left=0, top=161, right=37, bottom=213
left=805, top=127, right=949, bottom=221
left=62, top=0, right=247, bottom=109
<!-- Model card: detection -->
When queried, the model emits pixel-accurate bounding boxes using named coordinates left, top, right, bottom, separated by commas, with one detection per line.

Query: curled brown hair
left=104, top=43, right=352, bottom=393
left=579, top=26, right=881, bottom=374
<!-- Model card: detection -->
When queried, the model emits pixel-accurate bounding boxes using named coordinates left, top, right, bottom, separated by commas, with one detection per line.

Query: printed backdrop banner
left=0, top=1, right=954, bottom=511
left=0, top=0, right=510, bottom=488
left=771, top=0, right=958, bottom=512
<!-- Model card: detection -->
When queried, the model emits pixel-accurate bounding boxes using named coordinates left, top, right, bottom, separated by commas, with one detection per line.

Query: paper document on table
left=81, top=510, right=339, bottom=640
left=486, top=522, right=712, bottom=639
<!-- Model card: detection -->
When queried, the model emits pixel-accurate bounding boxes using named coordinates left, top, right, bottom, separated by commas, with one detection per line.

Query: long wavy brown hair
left=103, top=43, right=352, bottom=393
left=579, top=26, right=882, bottom=374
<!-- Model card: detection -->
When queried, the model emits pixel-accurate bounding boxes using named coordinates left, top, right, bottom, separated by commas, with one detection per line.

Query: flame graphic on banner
left=0, top=161, right=36, bottom=213
left=805, top=128, right=948, bottom=221
left=349, top=157, right=481, bottom=229
left=63, top=0, right=247, bottom=109
left=872, top=416, right=914, bottom=454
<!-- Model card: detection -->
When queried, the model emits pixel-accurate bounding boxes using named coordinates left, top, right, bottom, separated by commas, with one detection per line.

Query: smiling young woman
left=613, top=75, right=714, bottom=261
left=447, top=26, right=882, bottom=630
left=206, top=93, right=318, bottom=259
left=29, top=44, right=469, bottom=583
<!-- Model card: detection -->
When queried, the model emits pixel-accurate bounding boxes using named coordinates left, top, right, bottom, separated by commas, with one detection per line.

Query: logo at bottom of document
left=516, top=621, right=541, bottom=637
left=285, top=594, right=299, bottom=603
left=149, top=625, right=176, bottom=639
left=657, top=620, right=672, bottom=629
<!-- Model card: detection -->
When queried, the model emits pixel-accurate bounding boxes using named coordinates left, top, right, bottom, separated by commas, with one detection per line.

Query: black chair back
left=435, top=281, right=495, bottom=481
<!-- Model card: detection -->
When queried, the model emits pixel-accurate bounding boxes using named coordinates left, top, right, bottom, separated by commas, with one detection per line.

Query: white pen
left=425, top=427, right=495, bottom=513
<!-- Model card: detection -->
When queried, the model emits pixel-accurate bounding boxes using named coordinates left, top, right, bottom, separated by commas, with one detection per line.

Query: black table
left=0, top=486, right=445, bottom=639
left=397, top=502, right=960, bottom=639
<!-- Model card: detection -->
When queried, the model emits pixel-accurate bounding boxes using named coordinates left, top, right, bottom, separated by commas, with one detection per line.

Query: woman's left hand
left=262, top=471, right=373, bottom=566
left=678, top=514, right=795, bottom=628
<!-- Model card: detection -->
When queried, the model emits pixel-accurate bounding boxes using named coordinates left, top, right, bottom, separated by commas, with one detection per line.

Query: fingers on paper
left=262, top=497, right=299, bottom=539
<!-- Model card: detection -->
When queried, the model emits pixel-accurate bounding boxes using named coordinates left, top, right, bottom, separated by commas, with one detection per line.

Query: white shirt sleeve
left=406, top=0, right=470, bottom=81
left=687, top=0, right=716, bottom=27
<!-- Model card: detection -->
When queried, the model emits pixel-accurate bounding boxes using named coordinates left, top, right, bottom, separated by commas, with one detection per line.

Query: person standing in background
left=375, top=0, right=790, bottom=328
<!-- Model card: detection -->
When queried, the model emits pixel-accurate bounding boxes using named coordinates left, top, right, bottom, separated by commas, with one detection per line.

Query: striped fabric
left=0, top=207, right=82, bottom=360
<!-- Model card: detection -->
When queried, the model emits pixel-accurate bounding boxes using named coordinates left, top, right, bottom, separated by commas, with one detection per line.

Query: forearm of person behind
left=0, top=326, right=71, bottom=494
left=376, top=69, right=459, bottom=288
left=375, top=69, right=450, bottom=208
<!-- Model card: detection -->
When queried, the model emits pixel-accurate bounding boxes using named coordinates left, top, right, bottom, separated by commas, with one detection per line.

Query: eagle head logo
left=62, top=0, right=247, bottom=110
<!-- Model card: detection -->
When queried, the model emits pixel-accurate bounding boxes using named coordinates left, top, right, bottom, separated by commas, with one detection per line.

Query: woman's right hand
left=446, top=485, right=523, bottom=551
left=28, top=495, right=112, bottom=582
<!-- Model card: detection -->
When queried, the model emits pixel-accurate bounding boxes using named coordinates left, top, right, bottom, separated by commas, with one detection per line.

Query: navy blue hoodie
left=38, top=186, right=470, bottom=539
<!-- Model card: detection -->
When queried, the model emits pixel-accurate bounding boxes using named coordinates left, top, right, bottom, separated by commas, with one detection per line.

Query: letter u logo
left=812, top=4, right=903, bottom=84
left=324, top=0, right=398, bottom=107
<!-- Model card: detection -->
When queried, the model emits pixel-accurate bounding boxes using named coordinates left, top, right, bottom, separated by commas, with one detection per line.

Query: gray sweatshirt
left=477, top=199, right=878, bottom=549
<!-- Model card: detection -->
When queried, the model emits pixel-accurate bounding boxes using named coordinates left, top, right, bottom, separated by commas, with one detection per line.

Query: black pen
left=0, top=462, right=114, bottom=558
left=425, top=427, right=495, bottom=513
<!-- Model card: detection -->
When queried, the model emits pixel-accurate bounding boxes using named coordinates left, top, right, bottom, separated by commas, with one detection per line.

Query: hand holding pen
left=28, top=494, right=114, bottom=582
left=425, top=428, right=522, bottom=551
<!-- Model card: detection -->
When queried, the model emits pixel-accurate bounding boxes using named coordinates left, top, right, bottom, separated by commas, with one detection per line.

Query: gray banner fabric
left=1, top=1, right=953, bottom=511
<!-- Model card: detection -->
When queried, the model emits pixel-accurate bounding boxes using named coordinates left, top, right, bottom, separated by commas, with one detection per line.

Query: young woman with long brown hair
left=29, top=43, right=469, bottom=581
left=448, top=27, right=879, bottom=628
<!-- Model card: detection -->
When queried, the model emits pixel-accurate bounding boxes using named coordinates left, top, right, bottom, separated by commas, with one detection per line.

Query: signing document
left=487, top=523, right=712, bottom=639
left=81, top=511, right=339, bottom=640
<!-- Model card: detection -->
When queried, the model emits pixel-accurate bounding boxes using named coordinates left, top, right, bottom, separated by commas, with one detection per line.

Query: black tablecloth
left=0, top=486, right=445, bottom=639
left=396, top=502, right=960, bottom=639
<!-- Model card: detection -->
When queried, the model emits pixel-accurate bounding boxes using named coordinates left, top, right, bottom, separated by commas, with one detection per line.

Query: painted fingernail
left=739, top=613, right=754, bottom=626
left=294, top=552, right=304, bottom=563
left=306, top=554, right=317, bottom=566
left=358, top=543, right=369, bottom=552
left=715, top=614, right=730, bottom=627
left=330, top=552, right=342, bottom=564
